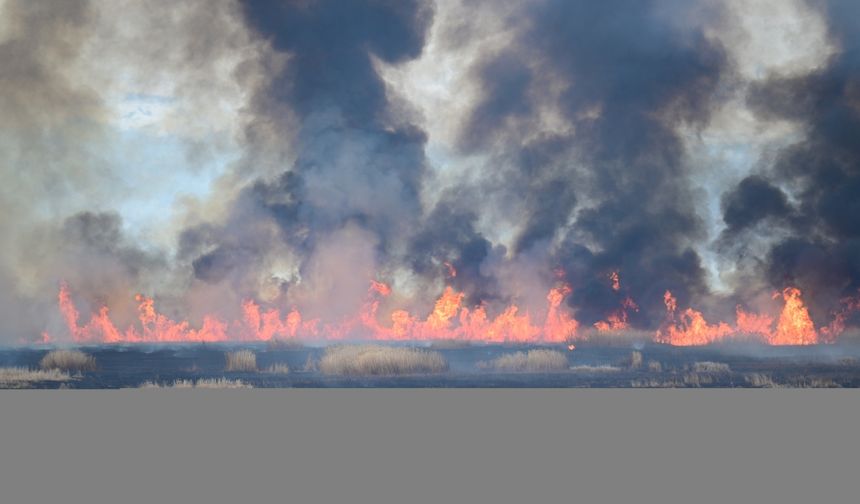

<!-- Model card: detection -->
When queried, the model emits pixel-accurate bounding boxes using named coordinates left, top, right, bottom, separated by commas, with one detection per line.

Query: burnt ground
left=2, top=342, right=860, bottom=388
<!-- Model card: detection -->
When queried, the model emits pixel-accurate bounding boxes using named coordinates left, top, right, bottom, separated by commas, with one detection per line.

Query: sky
left=0, top=0, right=858, bottom=343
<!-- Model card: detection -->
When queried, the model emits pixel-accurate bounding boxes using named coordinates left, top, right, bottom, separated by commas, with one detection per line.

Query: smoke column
left=1, top=0, right=858, bottom=344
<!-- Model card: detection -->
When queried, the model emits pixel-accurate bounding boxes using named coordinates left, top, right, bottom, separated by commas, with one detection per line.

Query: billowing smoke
left=446, top=0, right=728, bottom=327
left=1, top=0, right=858, bottom=343
left=721, top=0, right=860, bottom=326
left=0, top=0, right=268, bottom=340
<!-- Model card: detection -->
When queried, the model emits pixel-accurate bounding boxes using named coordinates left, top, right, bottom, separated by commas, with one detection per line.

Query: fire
left=609, top=270, right=620, bottom=291
left=59, top=284, right=124, bottom=343
left=659, top=287, right=831, bottom=346
left=443, top=261, right=457, bottom=278
left=369, top=280, right=391, bottom=297
left=735, top=307, right=773, bottom=340
left=595, top=297, right=639, bottom=332
left=59, top=284, right=229, bottom=343
left=820, top=292, right=860, bottom=342
left=425, top=287, right=465, bottom=330
left=663, top=290, right=676, bottom=313
left=594, top=271, right=638, bottom=332
left=771, top=287, right=817, bottom=345
left=49, top=281, right=580, bottom=344
left=45, top=279, right=859, bottom=346
left=544, top=285, right=579, bottom=342
left=656, top=291, right=732, bottom=345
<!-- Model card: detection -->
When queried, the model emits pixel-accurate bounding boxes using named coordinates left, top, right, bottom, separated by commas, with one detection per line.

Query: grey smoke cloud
left=1, top=0, right=858, bottom=342
left=0, top=0, right=266, bottom=340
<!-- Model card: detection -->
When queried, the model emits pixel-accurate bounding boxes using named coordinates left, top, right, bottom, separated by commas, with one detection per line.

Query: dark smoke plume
left=436, top=0, right=728, bottom=326
left=732, top=0, right=860, bottom=325
left=3, top=0, right=860, bottom=342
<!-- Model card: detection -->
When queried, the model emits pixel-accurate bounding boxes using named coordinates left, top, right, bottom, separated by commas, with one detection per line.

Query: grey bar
left=1, top=390, right=858, bottom=504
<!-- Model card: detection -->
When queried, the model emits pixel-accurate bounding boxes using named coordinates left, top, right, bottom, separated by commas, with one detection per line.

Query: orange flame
left=369, top=280, right=391, bottom=297
left=544, top=285, right=579, bottom=342
left=47, top=280, right=859, bottom=345
left=425, top=287, right=464, bottom=331
left=594, top=271, right=638, bottom=332
left=820, top=292, right=860, bottom=343
left=656, top=290, right=732, bottom=345
left=770, top=287, right=817, bottom=345
left=50, top=281, right=580, bottom=344
left=659, top=287, right=829, bottom=346
left=663, top=290, right=677, bottom=314
left=595, top=297, right=639, bottom=332
left=735, top=306, right=774, bottom=340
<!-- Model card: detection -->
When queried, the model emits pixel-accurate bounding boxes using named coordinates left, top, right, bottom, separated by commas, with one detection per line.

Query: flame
left=609, top=270, right=620, bottom=291
left=46, top=279, right=860, bottom=345
left=543, top=285, right=579, bottom=342
left=770, top=287, right=817, bottom=345
left=663, top=290, right=677, bottom=313
left=594, top=271, right=638, bottom=332
left=595, top=297, right=639, bottom=332
left=443, top=261, right=457, bottom=278
left=735, top=306, right=773, bottom=340
left=656, top=290, right=732, bottom=346
left=49, top=281, right=580, bottom=344
left=659, top=287, right=828, bottom=346
left=369, top=280, right=391, bottom=297
left=656, top=308, right=733, bottom=346
left=425, top=287, right=464, bottom=331
left=820, top=292, right=860, bottom=343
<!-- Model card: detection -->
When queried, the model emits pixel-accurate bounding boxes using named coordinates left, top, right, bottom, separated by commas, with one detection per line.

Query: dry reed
left=481, top=349, right=569, bottom=372
left=0, top=367, right=72, bottom=388
left=319, top=345, right=448, bottom=376
left=39, top=349, right=96, bottom=372
left=225, top=350, right=257, bottom=372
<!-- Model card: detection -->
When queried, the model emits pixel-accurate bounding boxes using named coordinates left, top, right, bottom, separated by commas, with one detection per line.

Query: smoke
left=423, top=0, right=729, bottom=326
left=0, top=0, right=108, bottom=341
left=725, top=0, right=860, bottom=325
left=2, top=0, right=859, bottom=342
left=176, top=0, right=437, bottom=321
left=720, top=176, right=794, bottom=234
left=0, top=0, right=266, bottom=341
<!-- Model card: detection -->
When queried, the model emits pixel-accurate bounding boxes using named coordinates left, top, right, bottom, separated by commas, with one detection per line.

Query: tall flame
left=659, top=287, right=828, bottom=346
left=771, top=287, right=817, bottom=345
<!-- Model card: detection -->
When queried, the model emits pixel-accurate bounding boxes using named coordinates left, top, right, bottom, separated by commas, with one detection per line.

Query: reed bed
left=224, top=350, right=257, bottom=372
left=39, top=349, right=96, bottom=372
left=139, top=378, right=252, bottom=389
left=319, top=345, right=448, bottom=376
left=0, top=367, right=72, bottom=388
left=480, top=349, right=569, bottom=372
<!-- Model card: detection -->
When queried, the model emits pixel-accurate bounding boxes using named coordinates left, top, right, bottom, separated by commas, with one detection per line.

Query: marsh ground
left=1, top=342, right=860, bottom=388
